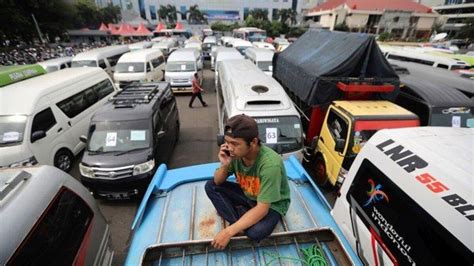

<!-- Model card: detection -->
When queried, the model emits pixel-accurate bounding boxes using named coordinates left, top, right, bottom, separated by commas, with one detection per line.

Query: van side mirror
left=216, top=134, right=225, bottom=147
left=310, top=136, right=319, bottom=151
left=335, top=138, right=345, bottom=153
left=79, top=135, right=87, bottom=143
left=157, top=130, right=166, bottom=139
left=31, top=130, right=46, bottom=143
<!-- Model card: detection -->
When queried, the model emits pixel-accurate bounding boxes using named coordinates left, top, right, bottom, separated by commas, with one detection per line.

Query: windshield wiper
left=114, top=147, right=148, bottom=156
left=88, top=146, right=117, bottom=155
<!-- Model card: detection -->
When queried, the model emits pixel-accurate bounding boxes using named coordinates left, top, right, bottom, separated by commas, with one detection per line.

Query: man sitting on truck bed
left=205, top=114, right=291, bottom=249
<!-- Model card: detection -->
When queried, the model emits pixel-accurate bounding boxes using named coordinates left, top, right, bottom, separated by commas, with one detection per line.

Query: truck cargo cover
left=274, top=30, right=399, bottom=106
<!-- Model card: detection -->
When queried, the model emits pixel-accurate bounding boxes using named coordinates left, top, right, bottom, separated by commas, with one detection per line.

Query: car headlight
left=133, top=159, right=155, bottom=175
left=79, top=163, right=94, bottom=178
left=5, top=156, right=38, bottom=168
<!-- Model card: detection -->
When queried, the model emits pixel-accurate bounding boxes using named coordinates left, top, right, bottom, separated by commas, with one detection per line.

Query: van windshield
left=71, top=60, right=97, bottom=67
left=87, top=120, right=151, bottom=153
left=431, top=107, right=473, bottom=127
left=115, top=63, right=145, bottom=73
left=45, top=66, right=59, bottom=72
left=254, top=116, right=303, bottom=154
left=257, top=61, right=273, bottom=72
left=0, top=115, right=27, bottom=146
left=166, top=61, right=196, bottom=72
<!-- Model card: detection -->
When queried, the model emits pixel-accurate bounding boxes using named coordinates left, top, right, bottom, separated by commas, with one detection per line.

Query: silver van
left=0, top=165, right=113, bottom=265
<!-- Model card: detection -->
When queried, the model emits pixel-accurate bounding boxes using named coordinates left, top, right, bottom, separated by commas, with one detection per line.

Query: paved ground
left=70, top=61, right=219, bottom=265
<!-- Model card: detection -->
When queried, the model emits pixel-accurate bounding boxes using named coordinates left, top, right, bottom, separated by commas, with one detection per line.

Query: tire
left=54, top=149, right=73, bottom=172
left=313, top=156, right=329, bottom=187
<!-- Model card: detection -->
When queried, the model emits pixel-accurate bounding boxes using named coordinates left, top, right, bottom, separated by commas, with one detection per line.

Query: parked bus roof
left=390, top=59, right=474, bottom=99
left=0, top=64, right=46, bottom=87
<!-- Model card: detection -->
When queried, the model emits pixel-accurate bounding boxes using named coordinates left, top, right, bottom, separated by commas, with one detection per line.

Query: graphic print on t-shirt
left=235, top=173, right=260, bottom=197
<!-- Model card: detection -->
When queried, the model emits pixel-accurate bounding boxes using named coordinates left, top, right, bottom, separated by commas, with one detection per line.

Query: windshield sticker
left=181, top=64, right=186, bottom=70
left=452, top=116, right=461, bottom=128
left=442, top=107, right=470, bottom=114
left=128, top=66, right=134, bottom=72
left=2, top=131, right=20, bottom=142
left=131, top=130, right=146, bottom=141
left=106, top=132, right=117, bottom=147
left=255, top=118, right=279, bottom=124
left=294, top=124, right=300, bottom=129
left=266, top=128, right=278, bottom=144
left=467, top=118, right=474, bottom=128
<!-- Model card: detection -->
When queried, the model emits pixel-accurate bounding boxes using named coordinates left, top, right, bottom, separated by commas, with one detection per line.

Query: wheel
left=54, top=149, right=73, bottom=172
left=312, top=156, right=329, bottom=187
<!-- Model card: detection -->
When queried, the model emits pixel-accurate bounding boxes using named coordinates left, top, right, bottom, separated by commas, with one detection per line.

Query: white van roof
left=72, top=45, right=129, bottom=61
left=245, top=47, right=274, bottom=61
left=128, top=41, right=153, bottom=50
left=0, top=68, right=109, bottom=115
left=219, top=59, right=295, bottom=117
left=366, top=127, right=473, bottom=251
left=232, top=40, right=252, bottom=48
left=38, top=56, right=72, bottom=67
left=203, top=36, right=217, bottom=44
left=252, top=42, right=275, bottom=51
left=167, top=48, right=200, bottom=62
left=118, top=49, right=163, bottom=63
left=215, top=48, right=244, bottom=62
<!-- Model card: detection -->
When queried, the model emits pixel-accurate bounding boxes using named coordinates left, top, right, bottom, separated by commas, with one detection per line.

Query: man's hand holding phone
left=218, top=143, right=232, bottom=166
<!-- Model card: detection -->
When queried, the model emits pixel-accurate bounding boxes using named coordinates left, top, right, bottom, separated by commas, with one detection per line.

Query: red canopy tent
left=153, top=23, right=167, bottom=32
left=108, top=23, right=120, bottom=35
left=133, top=23, right=152, bottom=37
left=174, top=22, right=184, bottom=30
left=116, top=23, right=135, bottom=36
left=99, top=23, right=109, bottom=31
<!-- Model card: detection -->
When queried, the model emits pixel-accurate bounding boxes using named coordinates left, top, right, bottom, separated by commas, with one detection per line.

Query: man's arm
left=212, top=202, right=270, bottom=249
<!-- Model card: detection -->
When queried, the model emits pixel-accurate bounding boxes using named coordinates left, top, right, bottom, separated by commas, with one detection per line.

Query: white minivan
left=113, top=49, right=166, bottom=89
left=245, top=47, right=274, bottom=76
left=38, top=56, right=72, bottom=73
left=0, top=68, right=117, bottom=172
left=332, top=127, right=473, bottom=265
left=152, top=38, right=179, bottom=57
left=71, top=45, right=129, bottom=77
left=217, top=59, right=304, bottom=160
left=128, top=41, right=153, bottom=51
left=165, top=48, right=203, bottom=93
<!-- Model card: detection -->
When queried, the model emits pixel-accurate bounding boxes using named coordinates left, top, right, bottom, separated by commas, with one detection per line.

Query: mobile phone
left=223, top=149, right=230, bottom=156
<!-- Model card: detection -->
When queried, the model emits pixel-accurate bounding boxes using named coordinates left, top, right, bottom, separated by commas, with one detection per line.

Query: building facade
left=95, top=0, right=309, bottom=23
left=304, top=0, right=439, bottom=39
left=433, top=0, right=474, bottom=32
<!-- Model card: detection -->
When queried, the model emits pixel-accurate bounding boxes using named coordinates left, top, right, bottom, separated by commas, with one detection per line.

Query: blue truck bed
left=126, top=156, right=361, bottom=265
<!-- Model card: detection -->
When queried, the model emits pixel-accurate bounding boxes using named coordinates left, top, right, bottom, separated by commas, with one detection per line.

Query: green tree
left=334, top=22, right=349, bottom=32
left=455, top=18, right=474, bottom=41
left=249, top=9, right=269, bottom=21
left=157, top=4, right=180, bottom=24
left=278, top=9, right=297, bottom=26
left=157, top=5, right=169, bottom=22
left=186, top=5, right=207, bottom=24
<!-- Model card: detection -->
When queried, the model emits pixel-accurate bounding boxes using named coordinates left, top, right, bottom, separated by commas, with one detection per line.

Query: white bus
left=233, top=27, right=267, bottom=42
left=216, top=59, right=304, bottom=160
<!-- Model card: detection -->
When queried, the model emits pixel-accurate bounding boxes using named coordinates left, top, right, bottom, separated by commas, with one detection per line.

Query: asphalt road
left=70, top=61, right=219, bottom=265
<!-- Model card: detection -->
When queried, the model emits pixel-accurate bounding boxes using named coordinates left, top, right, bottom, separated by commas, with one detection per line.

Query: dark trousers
left=205, top=180, right=281, bottom=242
left=189, top=92, right=206, bottom=107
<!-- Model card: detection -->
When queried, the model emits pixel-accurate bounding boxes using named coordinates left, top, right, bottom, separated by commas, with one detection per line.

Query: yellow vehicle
left=311, top=101, right=419, bottom=186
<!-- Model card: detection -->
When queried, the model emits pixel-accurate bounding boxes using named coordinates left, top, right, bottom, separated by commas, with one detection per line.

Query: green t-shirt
left=228, top=145, right=291, bottom=216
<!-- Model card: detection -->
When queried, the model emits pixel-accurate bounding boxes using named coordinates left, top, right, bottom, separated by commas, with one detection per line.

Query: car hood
left=81, top=148, right=153, bottom=168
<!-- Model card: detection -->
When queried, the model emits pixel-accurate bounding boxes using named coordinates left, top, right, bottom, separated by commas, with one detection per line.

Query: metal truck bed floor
left=126, top=158, right=360, bottom=265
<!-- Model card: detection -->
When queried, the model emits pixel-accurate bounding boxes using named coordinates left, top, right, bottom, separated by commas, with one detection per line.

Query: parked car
left=38, top=56, right=72, bottom=73
left=0, top=165, right=113, bottom=265
left=79, top=82, right=180, bottom=199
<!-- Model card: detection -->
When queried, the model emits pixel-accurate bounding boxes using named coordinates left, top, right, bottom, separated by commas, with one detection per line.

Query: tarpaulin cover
left=274, top=29, right=399, bottom=106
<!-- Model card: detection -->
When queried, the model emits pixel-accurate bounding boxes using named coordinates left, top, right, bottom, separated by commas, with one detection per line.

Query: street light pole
left=31, top=14, right=45, bottom=44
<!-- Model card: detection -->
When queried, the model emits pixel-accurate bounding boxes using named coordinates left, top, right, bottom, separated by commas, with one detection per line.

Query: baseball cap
left=224, top=114, right=259, bottom=140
